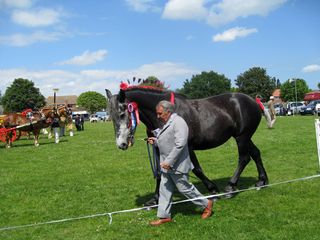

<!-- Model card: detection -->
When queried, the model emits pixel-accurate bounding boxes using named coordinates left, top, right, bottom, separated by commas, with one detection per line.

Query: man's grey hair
left=157, top=100, right=174, bottom=113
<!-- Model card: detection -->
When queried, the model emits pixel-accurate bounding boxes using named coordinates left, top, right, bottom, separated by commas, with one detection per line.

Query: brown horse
left=1, top=106, right=71, bottom=148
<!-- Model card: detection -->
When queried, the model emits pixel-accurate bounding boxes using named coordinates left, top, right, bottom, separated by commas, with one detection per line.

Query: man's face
left=156, top=105, right=171, bottom=123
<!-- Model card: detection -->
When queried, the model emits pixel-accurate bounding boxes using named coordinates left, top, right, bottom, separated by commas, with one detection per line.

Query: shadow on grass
left=135, top=176, right=259, bottom=214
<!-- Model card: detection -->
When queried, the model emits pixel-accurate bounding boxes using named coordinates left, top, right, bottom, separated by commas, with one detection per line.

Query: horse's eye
left=120, top=113, right=126, bottom=118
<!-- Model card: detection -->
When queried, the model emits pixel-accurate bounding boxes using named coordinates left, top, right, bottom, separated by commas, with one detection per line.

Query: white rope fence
left=1, top=173, right=319, bottom=232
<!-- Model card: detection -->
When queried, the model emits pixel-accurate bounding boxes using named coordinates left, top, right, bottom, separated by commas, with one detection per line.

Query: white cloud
left=162, top=0, right=207, bottom=20
left=57, top=50, right=108, bottom=66
left=207, top=0, right=287, bottom=26
left=12, top=8, right=62, bottom=27
left=0, top=62, right=197, bottom=97
left=302, top=64, right=320, bottom=73
left=125, top=0, right=160, bottom=13
left=213, top=27, right=257, bottom=42
left=0, top=31, right=61, bottom=46
left=0, top=0, right=33, bottom=9
left=161, top=0, right=286, bottom=26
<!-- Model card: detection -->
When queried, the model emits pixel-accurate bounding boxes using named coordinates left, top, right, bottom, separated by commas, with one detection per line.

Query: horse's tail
left=263, top=109, right=272, bottom=128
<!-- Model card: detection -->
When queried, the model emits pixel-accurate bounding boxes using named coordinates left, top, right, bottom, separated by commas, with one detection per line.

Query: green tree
left=177, top=71, right=231, bottom=99
left=235, top=67, right=276, bottom=99
left=280, top=78, right=309, bottom=101
left=317, top=82, right=320, bottom=90
left=77, top=91, right=107, bottom=113
left=275, top=78, right=281, bottom=88
left=2, top=78, right=45, bottom=113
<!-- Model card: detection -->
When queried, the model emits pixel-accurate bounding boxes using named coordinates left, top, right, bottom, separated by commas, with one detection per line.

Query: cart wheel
left=0, top=128, right=7, bottom=143
left=10, top=129, right=17, bottom=142
left=16, top=130, right=22, bottom=140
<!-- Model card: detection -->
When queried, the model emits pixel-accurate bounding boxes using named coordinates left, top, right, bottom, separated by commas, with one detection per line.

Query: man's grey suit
left=155, top=113, right=209, bottom=219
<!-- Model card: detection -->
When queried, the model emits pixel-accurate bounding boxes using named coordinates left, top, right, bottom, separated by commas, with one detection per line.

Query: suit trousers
left=157, top=172, right=209, bottom=218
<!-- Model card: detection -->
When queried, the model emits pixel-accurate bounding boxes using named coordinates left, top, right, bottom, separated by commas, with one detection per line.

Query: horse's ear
left=105, top=89, right=112, bottom=100
left=118, top=89, right=126, bottom=103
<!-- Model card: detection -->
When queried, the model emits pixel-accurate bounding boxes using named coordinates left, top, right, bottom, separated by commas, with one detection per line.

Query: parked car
left=286, top=102, right=305, bottom=115
left=316, top=103, right=320, bottom=116
left=96, top=111, right=110, bottom=121
left=89, top=114, right=99, bottom=123
left=300, top=100, right=320, bottom=115
left=274, top=104, right=286, bottom=116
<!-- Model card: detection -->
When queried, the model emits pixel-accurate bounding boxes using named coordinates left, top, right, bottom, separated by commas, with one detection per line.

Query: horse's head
left=106, top=89, right=136, bottom=150
left=39, top=107, right=55, bottom=124
left=57, top=105, right=72, bottom=118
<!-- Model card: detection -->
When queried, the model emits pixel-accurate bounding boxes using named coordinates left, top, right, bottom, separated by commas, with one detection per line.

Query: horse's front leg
left=5, top=139, right=11, bottom=148
left=225, top=137, right=251, bottom=198
left=5, top=132, right=11, bottom=148
left=34, top=130, right=40, bottom=147
left=189, top=149, right=220, bottom=195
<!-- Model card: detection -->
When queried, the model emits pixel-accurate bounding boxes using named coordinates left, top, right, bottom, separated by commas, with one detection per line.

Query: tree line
left=0, top=67, right=312, bottom=113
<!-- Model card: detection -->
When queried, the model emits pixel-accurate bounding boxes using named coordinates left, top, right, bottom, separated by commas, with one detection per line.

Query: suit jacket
left=155, top=113, right=192, bottom=174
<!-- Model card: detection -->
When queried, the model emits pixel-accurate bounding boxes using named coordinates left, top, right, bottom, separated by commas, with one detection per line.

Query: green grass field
left=1, top=116, right=320, bottom=239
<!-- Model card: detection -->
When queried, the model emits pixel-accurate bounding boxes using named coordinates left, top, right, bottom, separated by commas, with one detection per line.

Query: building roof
left=304, top=91, right=320, bottom=101
left=46, top=95, right=78, bottom=106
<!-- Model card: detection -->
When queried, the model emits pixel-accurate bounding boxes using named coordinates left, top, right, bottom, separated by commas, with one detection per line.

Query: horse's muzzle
left=118, top=142, right=129, bottom=150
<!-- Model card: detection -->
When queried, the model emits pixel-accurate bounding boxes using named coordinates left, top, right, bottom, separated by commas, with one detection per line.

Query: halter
left=127, top=102, right=140, bottom=134
left=125, top=91, right=175, bottom=133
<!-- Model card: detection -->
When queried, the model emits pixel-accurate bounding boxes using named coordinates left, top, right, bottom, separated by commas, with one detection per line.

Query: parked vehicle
left=89, top=114, right=99, bottom=123
left=300, top=100, right=320, bottom=115
left=96, top=111, right=110, bottom=121
left=286, top=102, right=305, bottom=115
left=316, top=103, right=320, bottom=116
left=72, top=111, right=89, bottom=121
left=274, top=104, right=286, bottom=116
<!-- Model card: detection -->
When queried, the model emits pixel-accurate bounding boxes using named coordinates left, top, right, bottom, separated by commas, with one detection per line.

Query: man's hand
left=160, top=162, right=171, bottom=170
left=147, top=137, right=156, bottom=145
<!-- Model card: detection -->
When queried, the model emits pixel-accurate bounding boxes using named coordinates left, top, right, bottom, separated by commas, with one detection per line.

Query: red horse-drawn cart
left=0, top=121, right=38, bottom=144
left=0, top=127, right=18, bottom=143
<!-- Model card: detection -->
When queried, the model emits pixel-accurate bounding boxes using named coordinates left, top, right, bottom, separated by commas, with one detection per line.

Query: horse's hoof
left=143, top=197, right=158, bottom=207
left=209, top=190, right=220, bottom=201
left=224, top=185, right=238, bottom=199
left=255, top=180, right=268, bottom=189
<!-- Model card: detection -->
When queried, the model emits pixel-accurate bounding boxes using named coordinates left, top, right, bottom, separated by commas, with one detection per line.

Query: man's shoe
left=149, top=218, right=172, bottom=226
left=201, top=200, right=213, bottom=219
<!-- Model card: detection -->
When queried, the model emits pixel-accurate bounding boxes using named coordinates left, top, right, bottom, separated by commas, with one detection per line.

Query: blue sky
left=0, top=0, right=319, bottom=97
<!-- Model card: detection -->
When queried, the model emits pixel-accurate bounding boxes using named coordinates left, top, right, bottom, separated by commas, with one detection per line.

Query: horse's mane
left=120, top=82, right=186, bottom=99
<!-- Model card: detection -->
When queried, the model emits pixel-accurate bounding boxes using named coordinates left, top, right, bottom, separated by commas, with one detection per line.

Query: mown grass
left=0, top=116, right=319, bottom=239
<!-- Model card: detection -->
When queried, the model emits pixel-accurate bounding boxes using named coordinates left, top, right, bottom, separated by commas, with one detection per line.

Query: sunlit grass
left=1, top=116, right=319, bottom=239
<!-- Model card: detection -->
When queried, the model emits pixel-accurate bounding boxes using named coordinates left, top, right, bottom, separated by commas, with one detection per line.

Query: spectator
left=59, top=115, right=66, bottom=137
left=80, top=115, right=85, bottom=130
left=267, top=96, right=276, bottom=128
left=75, top=115, right=81, bottom=131
left=51, top=114, right=60, bottom=143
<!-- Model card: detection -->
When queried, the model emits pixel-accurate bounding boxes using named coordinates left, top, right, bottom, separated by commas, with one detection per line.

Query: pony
left=106, top=85, right=268, bottom=205
left=1, top=105, right=71, bottom=148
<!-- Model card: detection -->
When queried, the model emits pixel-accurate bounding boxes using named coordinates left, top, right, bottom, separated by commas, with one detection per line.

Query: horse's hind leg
left=190, top=150, right=220, bottom=194
left=225, top=137, right=251, bottom=196
left=249, top=140, right=268, bottom=187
